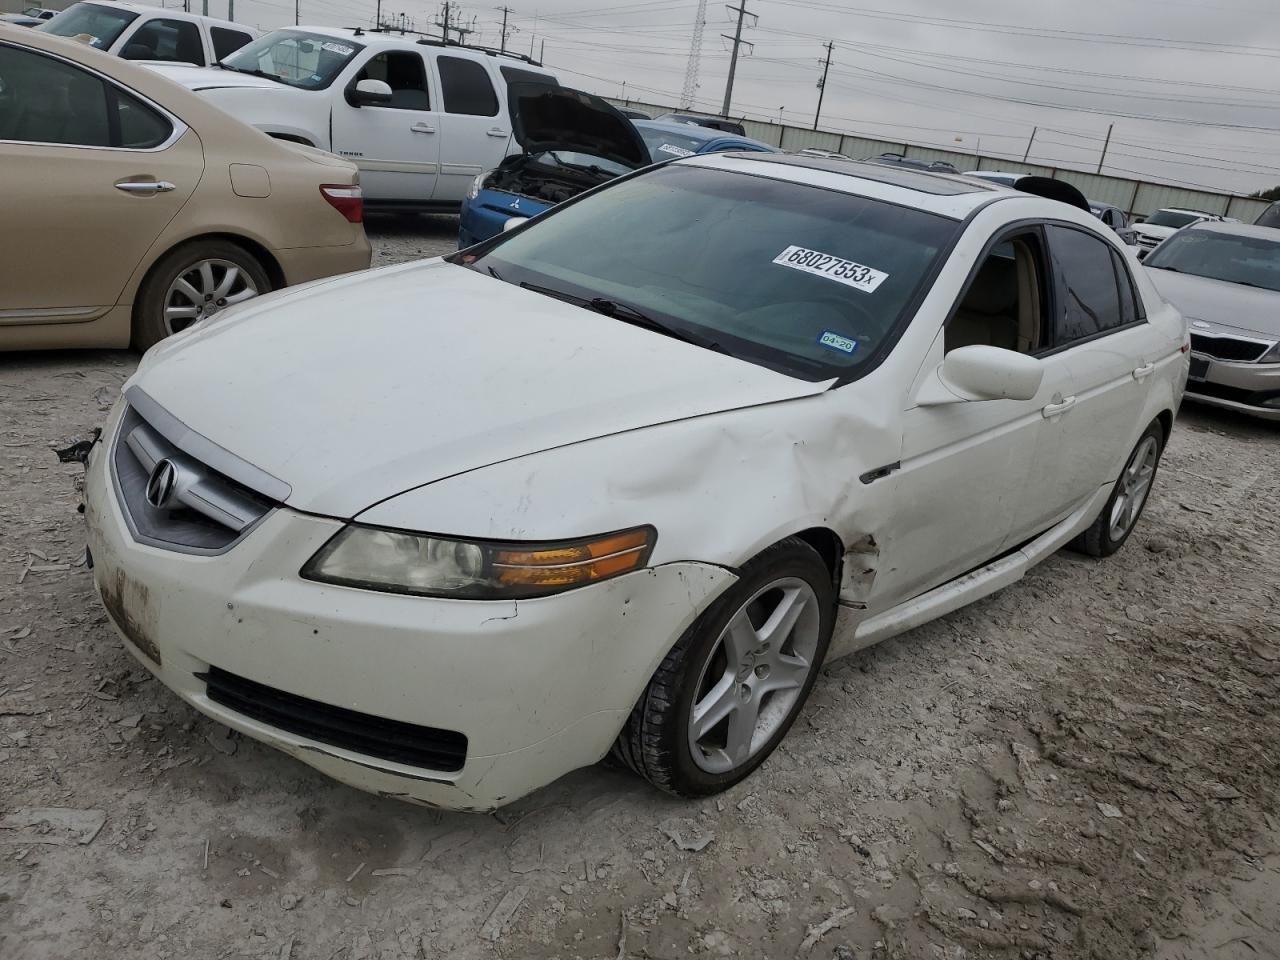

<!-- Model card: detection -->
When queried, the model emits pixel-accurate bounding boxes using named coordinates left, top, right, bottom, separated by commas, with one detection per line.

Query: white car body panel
left=149, top=29, right=552, bottom=205
left=134, top=259, right=831, bottom=517
left=86, top=155, right=1188, bottom=809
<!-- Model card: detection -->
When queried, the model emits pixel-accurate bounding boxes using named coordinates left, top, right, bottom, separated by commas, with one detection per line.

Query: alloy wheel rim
left=163, top=259, right=259, bottom=335
left=687, top=577, right=821, bottom=774
left=1108, top=435, right=1159, bottom=541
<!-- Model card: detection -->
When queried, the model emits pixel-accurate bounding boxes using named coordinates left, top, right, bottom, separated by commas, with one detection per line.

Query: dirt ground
left=2, top=214, right=1279, bottom=960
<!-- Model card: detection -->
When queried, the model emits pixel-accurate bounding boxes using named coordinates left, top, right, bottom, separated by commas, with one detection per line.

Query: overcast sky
left=196, top=0, right=1280, bottom=195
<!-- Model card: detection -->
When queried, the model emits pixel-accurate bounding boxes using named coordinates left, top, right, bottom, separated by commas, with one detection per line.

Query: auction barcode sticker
left=657, top=143, right=696, bottom=157
left=772, top=245, right=888, bottom=293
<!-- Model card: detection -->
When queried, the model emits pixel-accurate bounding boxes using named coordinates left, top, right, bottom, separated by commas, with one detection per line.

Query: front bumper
left=1185, top=352, right=1280, bottom=421
left=83, top=418, right=733, bottom=809
left=458, top=190, right=549, bottom=248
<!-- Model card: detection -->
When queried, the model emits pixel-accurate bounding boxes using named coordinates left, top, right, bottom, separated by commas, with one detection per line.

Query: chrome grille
left=1189, top=333, right=1271, bottom=363
left=111, top=398, right=278, bottom=554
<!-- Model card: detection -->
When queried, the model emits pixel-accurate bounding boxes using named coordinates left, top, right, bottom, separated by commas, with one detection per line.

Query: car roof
left=674, top=152, right=1046, bottom=220
left=1160, top=207, right=1217, bottom=217
left=633, top=118, right=771, bottom=148
left=1185, top=221, right=1280, bottom=240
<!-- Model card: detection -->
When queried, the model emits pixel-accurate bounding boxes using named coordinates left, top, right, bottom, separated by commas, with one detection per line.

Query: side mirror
left=920, top=345, right=1044, bottom=405
left=501, top=216, right=527, bottom=233
left=347, top=78, right=392, bottom=107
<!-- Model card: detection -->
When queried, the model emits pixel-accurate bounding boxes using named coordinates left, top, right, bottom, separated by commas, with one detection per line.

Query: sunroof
left=725, top=153, right=994, bottom=196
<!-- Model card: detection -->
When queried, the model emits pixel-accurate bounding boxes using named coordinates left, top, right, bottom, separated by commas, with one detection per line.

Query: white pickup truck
left=151, top=27, right=560, bottom=211
left=38, top=1, right=257, bottom=65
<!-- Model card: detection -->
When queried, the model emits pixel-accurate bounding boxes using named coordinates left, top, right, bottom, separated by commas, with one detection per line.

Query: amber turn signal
left=492, top=527, right=655, bottom=589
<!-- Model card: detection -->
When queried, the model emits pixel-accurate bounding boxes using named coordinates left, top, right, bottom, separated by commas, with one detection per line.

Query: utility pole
left=497, top=5, right=511, bottom=53
left=436, top=1, right=450, bottom=42
left=813, top=40, right=833, bottom=130
left=375, top=0, right=381, bottom=27
left=538, top=38, right=544, bottom=62
left=227, top=0, right=233, bottom=21
left=1023, top=125, right=1038, bottom=163
left=720, top=1, right=755, bottom=118
left=294, top=0, right=299, bottom=26
left=1097, top=122, right=1114, bottom=174
left=201, top=0, right=207, bottom=14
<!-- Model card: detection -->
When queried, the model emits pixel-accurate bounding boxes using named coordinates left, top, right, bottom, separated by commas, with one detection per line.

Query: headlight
left=1260, top=341, right=1280, bottom=364
left=466, top=173, right=486, bottom=201
left=301, top=525, right=656, bottom=599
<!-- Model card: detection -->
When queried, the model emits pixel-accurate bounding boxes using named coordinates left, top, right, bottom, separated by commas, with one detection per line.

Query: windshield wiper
left=217, top=63, right=289, bottom=85
left=518, top=282, right=727, bottom=354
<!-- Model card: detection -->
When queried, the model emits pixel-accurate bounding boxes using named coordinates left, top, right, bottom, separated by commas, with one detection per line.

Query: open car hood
left=507, top=82, right=650, bottom=169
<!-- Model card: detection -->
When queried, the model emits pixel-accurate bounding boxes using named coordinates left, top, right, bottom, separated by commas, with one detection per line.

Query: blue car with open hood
left=458, top=88, right=776, bottom=247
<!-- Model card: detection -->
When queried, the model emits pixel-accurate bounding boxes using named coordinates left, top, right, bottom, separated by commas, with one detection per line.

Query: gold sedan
left=0, top=24, right=372, bottom=350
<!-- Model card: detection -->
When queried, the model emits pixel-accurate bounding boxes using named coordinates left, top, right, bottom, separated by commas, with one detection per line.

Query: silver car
left=1144, top=222, right=1280, bottom=420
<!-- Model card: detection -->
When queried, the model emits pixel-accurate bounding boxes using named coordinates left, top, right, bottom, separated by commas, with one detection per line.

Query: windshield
left=1145, top=210, right=1202, bottom=228
left=1256, top=203, right=1280, bottom=229
left=540, top=152, right=632, bottom=177
left=636, top=127, right=707, bottom=159
left=1145, top=230, right=1280, bottom=292
left=464, top=164, right=959, bottom=380
left=38, top=2, right=137, bottom=49
left=220, top=30, right=362, bottom=89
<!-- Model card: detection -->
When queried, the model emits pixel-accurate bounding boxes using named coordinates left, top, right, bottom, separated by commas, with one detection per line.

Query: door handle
left=486, top=128, right=508, bottom=137
left=1042, top=395, right=1077, bottom=418
left=1132, top=362, right=1155, bottom=380
left=114, top=180, right=176, bottom=195
left=410, top=122, right=436, bottom=134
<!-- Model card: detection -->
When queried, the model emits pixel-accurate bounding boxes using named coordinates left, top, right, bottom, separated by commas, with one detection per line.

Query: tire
left=132, top=240, right=271, bottom=350
left=1069, top=420, right=1165, bottom=558
left=613, top=537, right=836, bottom=797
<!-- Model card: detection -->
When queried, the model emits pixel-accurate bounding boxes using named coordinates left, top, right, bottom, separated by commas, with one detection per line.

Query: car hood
left=131, top=260, right=827, bottom=518
left=1145, top=266, right=1280, bottom=338
left=1133, top=223, right=1177, bottom=239
left=507, top=82, right=650, bottom=168
left=146, top=63, right=280, bottom=91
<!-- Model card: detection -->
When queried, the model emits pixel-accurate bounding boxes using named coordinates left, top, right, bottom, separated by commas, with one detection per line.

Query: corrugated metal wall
left=609, top=99, right=1270, bottom=222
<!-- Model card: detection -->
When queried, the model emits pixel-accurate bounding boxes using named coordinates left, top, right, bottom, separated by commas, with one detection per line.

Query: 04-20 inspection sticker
left=772, top=245, right=888, bottom=293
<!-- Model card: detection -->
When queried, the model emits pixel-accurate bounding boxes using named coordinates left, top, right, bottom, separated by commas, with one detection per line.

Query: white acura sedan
left=84, top=154, right=1188, bottom=810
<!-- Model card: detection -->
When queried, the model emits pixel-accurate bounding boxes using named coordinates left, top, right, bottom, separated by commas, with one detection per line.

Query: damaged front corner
left=839, top=532, right=880, bottom=608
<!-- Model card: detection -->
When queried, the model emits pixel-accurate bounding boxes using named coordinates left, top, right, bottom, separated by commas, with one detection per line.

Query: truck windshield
left=220, top=30, right=363, bottom=89
left=38, top=2, right=137, bottom=49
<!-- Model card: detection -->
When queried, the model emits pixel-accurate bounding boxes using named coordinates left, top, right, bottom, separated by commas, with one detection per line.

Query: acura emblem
left=145, top=458, right=179, bottom=509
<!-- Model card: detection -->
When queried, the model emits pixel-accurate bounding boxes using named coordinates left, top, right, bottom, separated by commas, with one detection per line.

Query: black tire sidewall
left=1097, top=422, right=1165, bottom=554
left=133, top=241, right=270, bottom=351
left=659, top=542, right=836, bottom=795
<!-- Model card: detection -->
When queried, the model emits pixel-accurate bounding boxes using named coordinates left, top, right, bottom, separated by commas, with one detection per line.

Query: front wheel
left=1069, top=421, right=1165, bottom=557
left=613, top=537, right=835, bottom=797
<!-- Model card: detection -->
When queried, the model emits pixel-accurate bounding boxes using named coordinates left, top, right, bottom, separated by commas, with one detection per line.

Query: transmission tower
left=679, top=0, right=707, bottom=109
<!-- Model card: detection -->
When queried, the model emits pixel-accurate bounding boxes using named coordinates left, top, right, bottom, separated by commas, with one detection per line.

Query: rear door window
left=1046, top=225, right=1128, bottom=347
left=0, top=43, right=110, bottom=145
left=437, top=55, right=499, bottom=116
left=121, top=18, right=206, bottom=65
left=211, top=26, right=253, bottom=61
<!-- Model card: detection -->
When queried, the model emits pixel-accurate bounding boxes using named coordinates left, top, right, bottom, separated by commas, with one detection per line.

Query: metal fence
left=615, top=99, right=1270, bottom=223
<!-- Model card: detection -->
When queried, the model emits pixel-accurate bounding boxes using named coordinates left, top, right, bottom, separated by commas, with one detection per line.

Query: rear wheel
left=1069, top=421, right=1164, bottom=557
left=613, top=537, right=835, bottom=797
left=133, top=240, right=271, bottom=350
